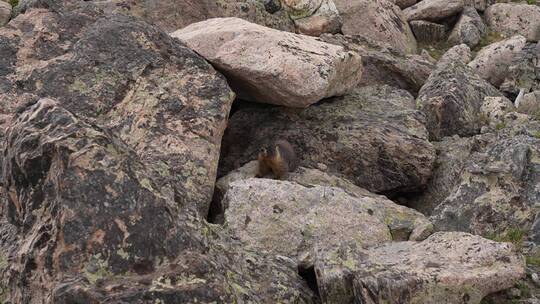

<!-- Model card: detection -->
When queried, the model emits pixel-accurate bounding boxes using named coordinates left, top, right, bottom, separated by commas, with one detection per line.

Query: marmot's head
left=258, top=143, right=277, bottom=158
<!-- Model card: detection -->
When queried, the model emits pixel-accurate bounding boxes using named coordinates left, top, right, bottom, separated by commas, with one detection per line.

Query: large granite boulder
left=0, top=99, right=318, bottom=303
left=0, top=4, right=318, bottom=302
left=14, top=0, right=296, bottom=32
left=219, top=85, right=436, bottom=195
left=403, top=0, right=464, bottom=22
left=485, top=3, right=540, bottom=42
left=321, top=34, right=434, bottom=95
left=0, top=7, right=235, bottom=217
left=216, top=162, right=434, bottom=241
left=417, top=45, right=502, bottom=140
left=469, top=35, right=527, bottom=87
left=316, top=232, right=525, bottom=303
left=171, top=17, right=363, bottom=108
left=333, top=0, right=417, bottom=54
left=222, top=178, right=426, bottom=259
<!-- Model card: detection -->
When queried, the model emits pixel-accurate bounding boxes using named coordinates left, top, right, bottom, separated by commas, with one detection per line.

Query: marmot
left=256, top=140, right=299, bottom=179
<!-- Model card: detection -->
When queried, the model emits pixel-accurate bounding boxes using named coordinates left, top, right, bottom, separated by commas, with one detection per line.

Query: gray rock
left=316, top=232, right=525, bottom=303
left=485, top=3, right=540, bottom=42
left=448, top=6, right=487, bottom=48
left=222, top=178, right=432, bottom=261
left=321, top=34, right=435, bottom=94
left=469, top=35, right=527, bottom=87
left=417, top=44, right=502, bottom=140
left=0, top=1, right=10, bottom=26
left=15, top=0, right=296, bottom=32
left=219, top=85, right=436, bottom=194
left=390, top=0, right=417, bottom=9
left=216, top=162, right=434, bottom=241
left=411, top=122, right=540, bottom=236
left=0, top=7, right=235, bottom=218
left=170, top=17, right=363, bottom=108
left=1, top=99, right=317, bottom=303
left=334, top=0, right=417, bottom=54
left=480, top=96, right=515, bottom=127
left=518, top=90, right=540, bottom=116
left=464, top=0, right=494, bottom=11
left=410, top=20, right=447, bottom=42
left=403, top=0, right=465, bottom=22
left=0, top=6, right=318, bottom=302
left=292, top=0, right=342, bottom=36
left=500, top=42, right=540, bottom=96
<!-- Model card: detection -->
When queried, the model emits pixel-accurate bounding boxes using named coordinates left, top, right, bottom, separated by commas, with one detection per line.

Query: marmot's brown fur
left=256, top=140, right=299, bottom=180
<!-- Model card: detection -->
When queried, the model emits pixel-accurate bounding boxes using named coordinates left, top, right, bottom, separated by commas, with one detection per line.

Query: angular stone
left=409, top=121, right=540, bottom=236
left=316, top=232, right=525, bottom=303
left=171, top=17, right=362, bottom=107
left=219, top=85, right=435, bottom=194
left=417, top=45, right=502, bottom=140
left=334, top=0, right=417, bottom=54
left=403, top=0, right=464, bottom=22
left=293, top=0, right=342, bottom=36
left=15, top=0, right=296, bottom=32
left=448, top=6, right=487, bottom=48
left=216, top=162, right=433, bottom=241
left=480, top=96, right=515, bottom=127
left=410, top=20, right=447, bottom=42
left=485, top=3, right=540, bottom=42
left=518, top=90, right=540, bottom=116
left=321, top=34, right=434, bottom=94
left=391, top=0, right=417, bottom=9
left=500, top=42, right=540, bottom=96
left=469, top=35, right=527, bottom=87
left=0, top=1, right=10, bottom=26
left=223, top=179, right=399, bottom=259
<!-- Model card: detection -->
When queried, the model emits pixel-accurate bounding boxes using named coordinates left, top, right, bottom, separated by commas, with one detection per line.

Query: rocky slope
left=0, top=0, right=539, bottom=303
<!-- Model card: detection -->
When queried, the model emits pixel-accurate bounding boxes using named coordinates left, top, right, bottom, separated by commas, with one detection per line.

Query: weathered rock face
left=321, top=34, right=434, bottom=95
left=222, top=178, right=429, bottom=260
left=334, top=0, right=417, bottom=54
left=1, top=99, right=318, bottom=303
left=16, top=0, right=296, bottom=32
left=500, top=42, right=540, bottom=96
left=403, top=0, right=464, bottom=22
left=391, top=0, right=417, bottom=9
left=448, top=6, right=486, bottom=48
left=469, top=35, right=527, bottom=87
left=485, top=3, right=540, bottom=42
left=280, top=0, right=342, bottom=36
left=0, top=8, right=235, bottom=217
left=410, top=20, right=447, bottom=42
left=480, top=96, right=515, bottom=127
left=464, top=0, right=494, bottom=11
left=410, top=121, right=540, bottom=237
left=0, top=4, right=318, bottom=303
left=417, top=45, right=502, bottom=140
left=171, top=17, right=362, bottom=108
left=518, top=90, right=540, bottom=116
left=0, top=1, right=10, bottom=26
left=219, top=85, right=436, bottom=194
left=216, top=162, right=434, bottom=241
left=316, top=232, right=525, bottom=303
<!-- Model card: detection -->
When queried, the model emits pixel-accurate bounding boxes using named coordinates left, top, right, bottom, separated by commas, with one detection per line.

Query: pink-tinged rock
left=171, top=17, right=362, bottom=107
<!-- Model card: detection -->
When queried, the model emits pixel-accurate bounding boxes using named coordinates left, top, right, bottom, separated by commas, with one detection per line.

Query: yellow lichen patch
left=83, top=253, right=113, bottom=284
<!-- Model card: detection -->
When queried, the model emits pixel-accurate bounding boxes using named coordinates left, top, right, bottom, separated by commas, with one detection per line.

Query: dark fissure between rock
left=298, top=265, right=320, bottom=299
left=207, top=190, right=224, bottom=224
